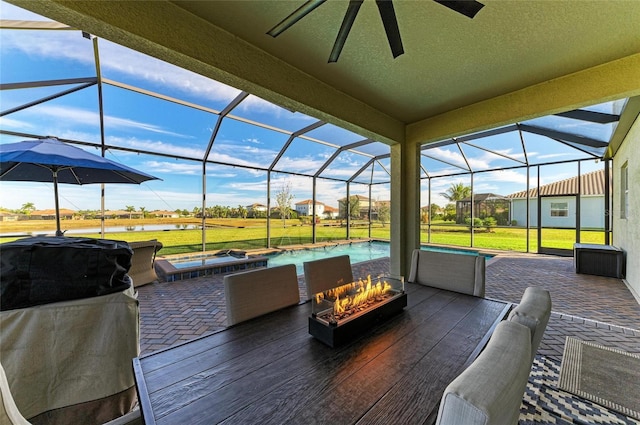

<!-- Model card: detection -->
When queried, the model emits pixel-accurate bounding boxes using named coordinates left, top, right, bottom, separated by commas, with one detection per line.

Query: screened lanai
left=0, top=5, right=631, bottom=259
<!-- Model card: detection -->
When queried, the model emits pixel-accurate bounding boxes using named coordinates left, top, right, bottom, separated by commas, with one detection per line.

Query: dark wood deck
left=133, top=283, right=511, bottom=425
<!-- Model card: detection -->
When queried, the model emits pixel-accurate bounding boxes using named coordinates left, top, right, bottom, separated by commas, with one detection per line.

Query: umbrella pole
left=53, top=170, right=63, bottom=236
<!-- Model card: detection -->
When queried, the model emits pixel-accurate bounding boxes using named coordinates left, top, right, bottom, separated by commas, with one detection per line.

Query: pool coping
left=155, top=253, right=269, bottom=282
left=154, top=239, right=504, bottom=282
left=154, top=240, right=377, bottom=282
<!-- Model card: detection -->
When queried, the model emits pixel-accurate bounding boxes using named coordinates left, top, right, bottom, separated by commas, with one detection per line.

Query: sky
left=0, top=2, right=609, bottom=213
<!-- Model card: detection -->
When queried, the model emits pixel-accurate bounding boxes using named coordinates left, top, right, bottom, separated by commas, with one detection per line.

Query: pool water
left=266, top=241, right=391, bottom=275
left=265, top=241, right=493, bottom=275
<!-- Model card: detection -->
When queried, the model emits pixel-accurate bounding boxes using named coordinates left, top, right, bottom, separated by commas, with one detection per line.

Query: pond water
left=19, top=224, right=201, bottom=237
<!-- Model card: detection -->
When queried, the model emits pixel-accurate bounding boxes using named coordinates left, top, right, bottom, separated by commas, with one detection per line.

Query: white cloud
left=108, top=136, right=206, bottom=159
left=27, top=104, right=192, bottom=138
left=536, top=152, right=572, bottom=160
left=0, top=24, right=239, bottom=106
left=142, top=160, right=201, bottom=176
left=0, top=14, right=322, bottom=132
left=475, top=169, right=528, bottom=186
left=99, top=40, right=242, bottom=103
left=273, top=156, right=326, bottom=175
left=0, top=116, right=35, bottom=130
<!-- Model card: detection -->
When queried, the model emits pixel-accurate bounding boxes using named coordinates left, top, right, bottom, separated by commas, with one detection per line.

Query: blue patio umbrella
left=0, top=137, right=160, bottom=236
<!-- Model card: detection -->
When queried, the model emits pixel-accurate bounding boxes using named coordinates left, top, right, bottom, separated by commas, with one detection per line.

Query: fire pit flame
left=315, top=275, right=394, bottom=324
left=309, top=275, right=407, bottom=347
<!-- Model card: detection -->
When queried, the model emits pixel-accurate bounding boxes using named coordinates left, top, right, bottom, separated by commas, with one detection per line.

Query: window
left=621, top=162, right=629, bottom=219
left=550, top=202, right=568, bottom=217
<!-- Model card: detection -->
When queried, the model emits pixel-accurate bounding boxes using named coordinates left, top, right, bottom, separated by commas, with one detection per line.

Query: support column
left=390, top=140, right=421, bottom=279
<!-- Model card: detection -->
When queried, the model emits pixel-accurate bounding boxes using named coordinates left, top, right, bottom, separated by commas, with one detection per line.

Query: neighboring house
left=295, top=199, right=325, bottom=216
left=31, top=209, right=75, bottom=221
left=322, top=205, right=339, bottom=219
left=338, top=195, right=374, bottom=219
left=507, top=169, right=606, bottom=229
left=152, top=210, right=180, bottom=218
left=372, top=200, right=391, bottom=221
left=246, top=203, right=267, bottom=217
left=455, top=193, right=511, bottom=225
left=0, top=212, right=26, bottom=222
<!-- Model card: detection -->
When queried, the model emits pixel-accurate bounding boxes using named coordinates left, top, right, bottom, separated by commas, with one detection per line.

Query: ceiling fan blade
left=433, top=0, right=484, bottom=19
left=375, top=0, right=404, bottom=59
left=267, top=0, right=327, bottom=37
left=329, top=0, right=364, bottom=63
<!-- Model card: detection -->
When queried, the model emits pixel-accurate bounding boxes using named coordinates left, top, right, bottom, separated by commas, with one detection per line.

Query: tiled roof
left=295, top=199, right=325, bottom=206
left=32, top=209, right=75, bottom=216
left=507, top=169, right=605, bottom=198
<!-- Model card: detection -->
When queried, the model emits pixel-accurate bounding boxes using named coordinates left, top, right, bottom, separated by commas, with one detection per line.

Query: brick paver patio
left=136, top=251, right=640, bottom=359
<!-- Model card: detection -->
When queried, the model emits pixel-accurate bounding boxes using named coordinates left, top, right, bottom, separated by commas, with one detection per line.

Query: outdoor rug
left=519, top=355, right=639, bottom=425
left=558, top=337, right=640, bottom=421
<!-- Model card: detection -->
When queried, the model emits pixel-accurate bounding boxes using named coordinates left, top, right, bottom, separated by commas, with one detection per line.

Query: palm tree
left=440, top=182, right=471, bottom=202
left=125, top=205, right=136, bottom=219
left=238, top=205, right=248, bottom=219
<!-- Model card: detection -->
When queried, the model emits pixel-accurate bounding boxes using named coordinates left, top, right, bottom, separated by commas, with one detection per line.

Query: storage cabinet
left=573, top=243, right=625, bottom=278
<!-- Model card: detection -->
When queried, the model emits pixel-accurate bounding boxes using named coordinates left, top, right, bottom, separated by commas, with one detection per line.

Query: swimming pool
left=266, top=241, right=391, bottom=274
left=157, top=241, right=494, bottom=281
left=266, top=241, right=494, bottom=275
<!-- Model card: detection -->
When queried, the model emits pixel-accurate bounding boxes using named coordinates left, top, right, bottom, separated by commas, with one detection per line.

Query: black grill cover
left=1, top=236, right=133, bottom=311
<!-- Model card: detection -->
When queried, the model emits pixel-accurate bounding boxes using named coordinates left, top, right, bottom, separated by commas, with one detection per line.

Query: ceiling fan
left=267, top=0, right=485, bottom=63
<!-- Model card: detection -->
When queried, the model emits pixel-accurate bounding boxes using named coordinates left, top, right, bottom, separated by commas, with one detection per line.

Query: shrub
left=464, top=217, right=484, bottom=230
left=483, top=217, right=497, bottom=232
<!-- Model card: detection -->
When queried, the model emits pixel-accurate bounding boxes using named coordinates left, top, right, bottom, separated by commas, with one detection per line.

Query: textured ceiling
left=173, top=0, right=640, bottom=123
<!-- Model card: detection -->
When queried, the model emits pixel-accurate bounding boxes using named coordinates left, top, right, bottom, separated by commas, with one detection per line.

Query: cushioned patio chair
left=127, top=240, right=163, bottom=287
left=303, top=255, right=354, bottom=300
left=1, top=362, right=30, bottom=425
left=1, top=361, right=142, bottom=425
left=407, top=249, right=485, bottom=297
left=508, top=286, right=552, bottom=366
left=1, top=289, right=140, bottom=424
left=224, top=264, right=300, bottom=326
left=435, top=320, right=532, bottom=425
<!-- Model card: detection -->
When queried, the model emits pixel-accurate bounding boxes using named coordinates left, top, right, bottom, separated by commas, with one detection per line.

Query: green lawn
left=0, top=218, right=608, bottom=256
left=422, top=223, right=607, bottom=252
left=63, top=222, right=380, bottom=255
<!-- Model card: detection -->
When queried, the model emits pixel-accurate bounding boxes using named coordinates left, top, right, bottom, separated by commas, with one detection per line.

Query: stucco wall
left=511, top=196, right=604, bottom=228
left=613, top=115, right=640, bottom=299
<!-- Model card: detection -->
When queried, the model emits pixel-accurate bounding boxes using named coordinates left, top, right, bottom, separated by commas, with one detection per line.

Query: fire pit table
left=309, top=275, right=407, bottom=347
left=133, top=283, right=511, bottom=425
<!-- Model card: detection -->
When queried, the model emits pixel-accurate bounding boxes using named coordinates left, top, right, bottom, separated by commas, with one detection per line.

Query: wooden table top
left=133, top=282, right=511, bottom=425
